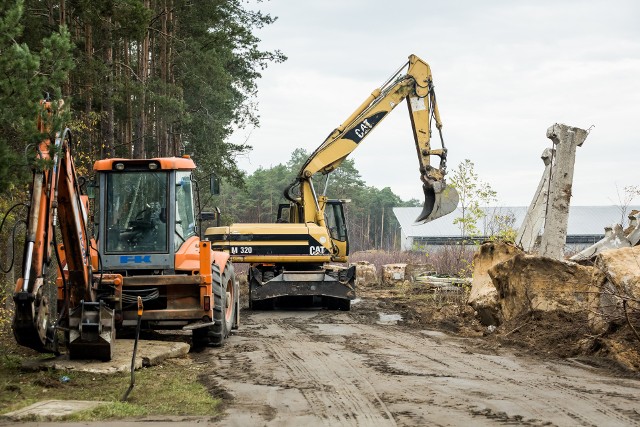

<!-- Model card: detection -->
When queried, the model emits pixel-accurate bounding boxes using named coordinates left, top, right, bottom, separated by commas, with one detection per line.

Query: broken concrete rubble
left=516, top=148, right=553, bottom=252
left=405, top=264, right=436, bottom=282
left=538, top=123, right=588, bottom=259
left=381, top=263, right=406, bottom=285
left=351, top=261, right=378, bottom=287
left=570, top=224, right=631, bottom=262
left=570, top=210, right=640, bottom=262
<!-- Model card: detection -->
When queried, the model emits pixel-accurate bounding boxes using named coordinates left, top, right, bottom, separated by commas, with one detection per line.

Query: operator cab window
left=174, top=171, right=196, bottom=251
left=105, top=172, right=169, bottom=253
left=325, top=202, right=348, bottom=241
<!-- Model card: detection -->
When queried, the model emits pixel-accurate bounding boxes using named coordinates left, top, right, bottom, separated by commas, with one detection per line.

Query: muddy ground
left=2, top=279, right=640, bottom=425
left=189, top=282, right=640, bottom=426
left=361, top=282, right=640, bottom=373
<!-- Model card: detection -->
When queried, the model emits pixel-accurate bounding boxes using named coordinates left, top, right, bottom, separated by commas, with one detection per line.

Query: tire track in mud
left=202, top=309, right=640, bottom=426
left=264, top=340, right=396, bottom=426
left=302, top=314, right=640, bottom=426
left=265, top=313, right=396, bottom=426
left=204, top=312, right=396, bottom=426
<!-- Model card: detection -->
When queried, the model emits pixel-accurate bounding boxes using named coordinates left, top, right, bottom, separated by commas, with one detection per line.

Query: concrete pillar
left=516, top=147, right=554, bottom=252
left=538, top=123, right=588, bottom=259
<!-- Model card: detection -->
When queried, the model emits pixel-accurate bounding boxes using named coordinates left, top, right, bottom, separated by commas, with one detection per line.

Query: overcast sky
left=230, top=0, right=640, bottom=207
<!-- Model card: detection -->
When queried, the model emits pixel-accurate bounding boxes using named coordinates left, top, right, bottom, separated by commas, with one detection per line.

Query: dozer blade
left=416, top=181, right=459, bottom=224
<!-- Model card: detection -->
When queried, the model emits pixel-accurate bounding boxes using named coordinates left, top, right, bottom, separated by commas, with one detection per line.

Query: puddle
left=376, top=313, right=403, bottom=325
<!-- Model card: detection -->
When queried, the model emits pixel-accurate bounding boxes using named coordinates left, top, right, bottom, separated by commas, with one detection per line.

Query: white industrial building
left=392, top=206, right=639, bottom=252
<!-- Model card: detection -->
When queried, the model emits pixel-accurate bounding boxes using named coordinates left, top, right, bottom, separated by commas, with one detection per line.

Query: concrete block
left=539, top=123, right=588, bottom=259
left=381, top=263, right=406, bottom=285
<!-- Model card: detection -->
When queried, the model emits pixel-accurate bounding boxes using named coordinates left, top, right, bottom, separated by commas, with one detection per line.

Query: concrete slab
left=21, top=339, right=190, bottom=374
left=1, top=399, right=108, bottom=420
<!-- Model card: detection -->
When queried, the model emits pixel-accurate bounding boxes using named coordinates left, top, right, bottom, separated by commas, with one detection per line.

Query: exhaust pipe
left=416, top=181, right=459, bottom=224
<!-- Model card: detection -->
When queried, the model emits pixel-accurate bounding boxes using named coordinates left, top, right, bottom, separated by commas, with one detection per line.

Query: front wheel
left=193, top=261, right=238, bottom=347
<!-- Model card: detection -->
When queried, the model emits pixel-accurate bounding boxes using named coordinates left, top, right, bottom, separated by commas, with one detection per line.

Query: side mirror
left=87, top=179, right=98, bottom=200
left=199, top=212, right=217, bottom=221
left=200, top=207, right=221, bottom=227
left=210, top=174, right=220, bottom=195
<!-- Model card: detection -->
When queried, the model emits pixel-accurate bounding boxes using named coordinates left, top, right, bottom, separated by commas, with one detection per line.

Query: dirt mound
left=356, top=275, right=640, bottom=375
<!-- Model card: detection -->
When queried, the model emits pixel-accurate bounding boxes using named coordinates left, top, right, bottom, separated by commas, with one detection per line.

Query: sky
left=230, top=0, right=640, bottom=207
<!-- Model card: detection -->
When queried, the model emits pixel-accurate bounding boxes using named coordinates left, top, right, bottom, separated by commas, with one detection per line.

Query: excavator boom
left=290, top=54, right=458, bottom=224
left=12, top=101, right=99, bottom=355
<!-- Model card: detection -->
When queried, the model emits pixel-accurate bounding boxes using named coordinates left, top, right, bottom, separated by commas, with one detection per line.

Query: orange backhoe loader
left=11, top=101, right=239, bottom=360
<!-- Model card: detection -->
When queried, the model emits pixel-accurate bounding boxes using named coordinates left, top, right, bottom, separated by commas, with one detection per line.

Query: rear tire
left=193, top=261, right=237, bottom=347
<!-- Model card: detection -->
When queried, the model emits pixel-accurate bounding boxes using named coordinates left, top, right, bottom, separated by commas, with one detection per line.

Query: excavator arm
left=12, top=101, right=96, bottom=354
left=286, top=54, right=459, bottom=224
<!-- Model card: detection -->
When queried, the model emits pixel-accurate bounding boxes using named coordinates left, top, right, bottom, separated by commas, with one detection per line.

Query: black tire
left=193, top=261, right=237, bottom=347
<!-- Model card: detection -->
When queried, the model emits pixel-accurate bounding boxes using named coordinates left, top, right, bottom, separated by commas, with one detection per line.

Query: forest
left=0, top=0, right=419, bottom=256
left=0, top=0, right=284, bottom=190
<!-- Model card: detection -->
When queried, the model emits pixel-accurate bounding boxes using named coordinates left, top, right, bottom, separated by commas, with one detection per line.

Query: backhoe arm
left=287, top=54, right=458, bottom=224
left=12, top=101, right=94, bottom=354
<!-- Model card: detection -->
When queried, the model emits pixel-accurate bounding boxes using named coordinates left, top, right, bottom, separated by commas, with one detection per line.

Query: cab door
left=325, top=200, right=349, bottom=259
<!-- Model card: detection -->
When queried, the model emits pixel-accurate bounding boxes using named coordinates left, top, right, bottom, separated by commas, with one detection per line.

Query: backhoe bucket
left=416, top=182, right=459, bottom=224
left=68, top=301, right=115, bottom=361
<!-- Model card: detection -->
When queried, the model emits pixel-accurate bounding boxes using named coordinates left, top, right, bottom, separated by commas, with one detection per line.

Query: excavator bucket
left=416, top=182, right=459, bottom=224
left=68, top=301, right=115, bottom=361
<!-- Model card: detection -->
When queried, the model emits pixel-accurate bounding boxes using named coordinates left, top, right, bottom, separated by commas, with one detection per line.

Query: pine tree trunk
left=84, top=22, right=94, bottom=157
left=380, top=207, right=385, bottom=250
left=102, top=15, right=115, bottom=157
left=124, top=37, right=132, bottom=150
left=134, top=10, right=149, bottom=159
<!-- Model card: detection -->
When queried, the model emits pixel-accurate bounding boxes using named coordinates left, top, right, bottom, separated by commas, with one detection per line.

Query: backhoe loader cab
left=90, top=157, right=239, bottom=333
left=94, top=158, right=196, bottom=272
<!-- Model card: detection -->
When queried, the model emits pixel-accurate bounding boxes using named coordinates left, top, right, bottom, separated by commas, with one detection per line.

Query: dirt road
left=194, top=298, right=640, bottom=427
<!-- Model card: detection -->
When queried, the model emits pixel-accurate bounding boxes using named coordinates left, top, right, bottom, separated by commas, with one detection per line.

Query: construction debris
left=570, top=210, right=640, bottom=262
left=515, top=123, right=588, bottom=259
left=405, top=264, right=436, bottom=282
left=516, top=148, right=553, bottom=252
left=351, top=261, right=378, bottom=287
left=381, top=263, right=407, bottom=285
left=415, top=275, right=470, bottom=292
left=538, top=124, right=588, bottom=259
left=589, top=245, right=640, bottom=334
left=489, top=253, right=603, bottom=323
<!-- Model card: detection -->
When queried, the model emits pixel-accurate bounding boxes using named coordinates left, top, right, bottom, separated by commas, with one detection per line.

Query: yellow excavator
left=206, top=54, right=459, bottom=310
